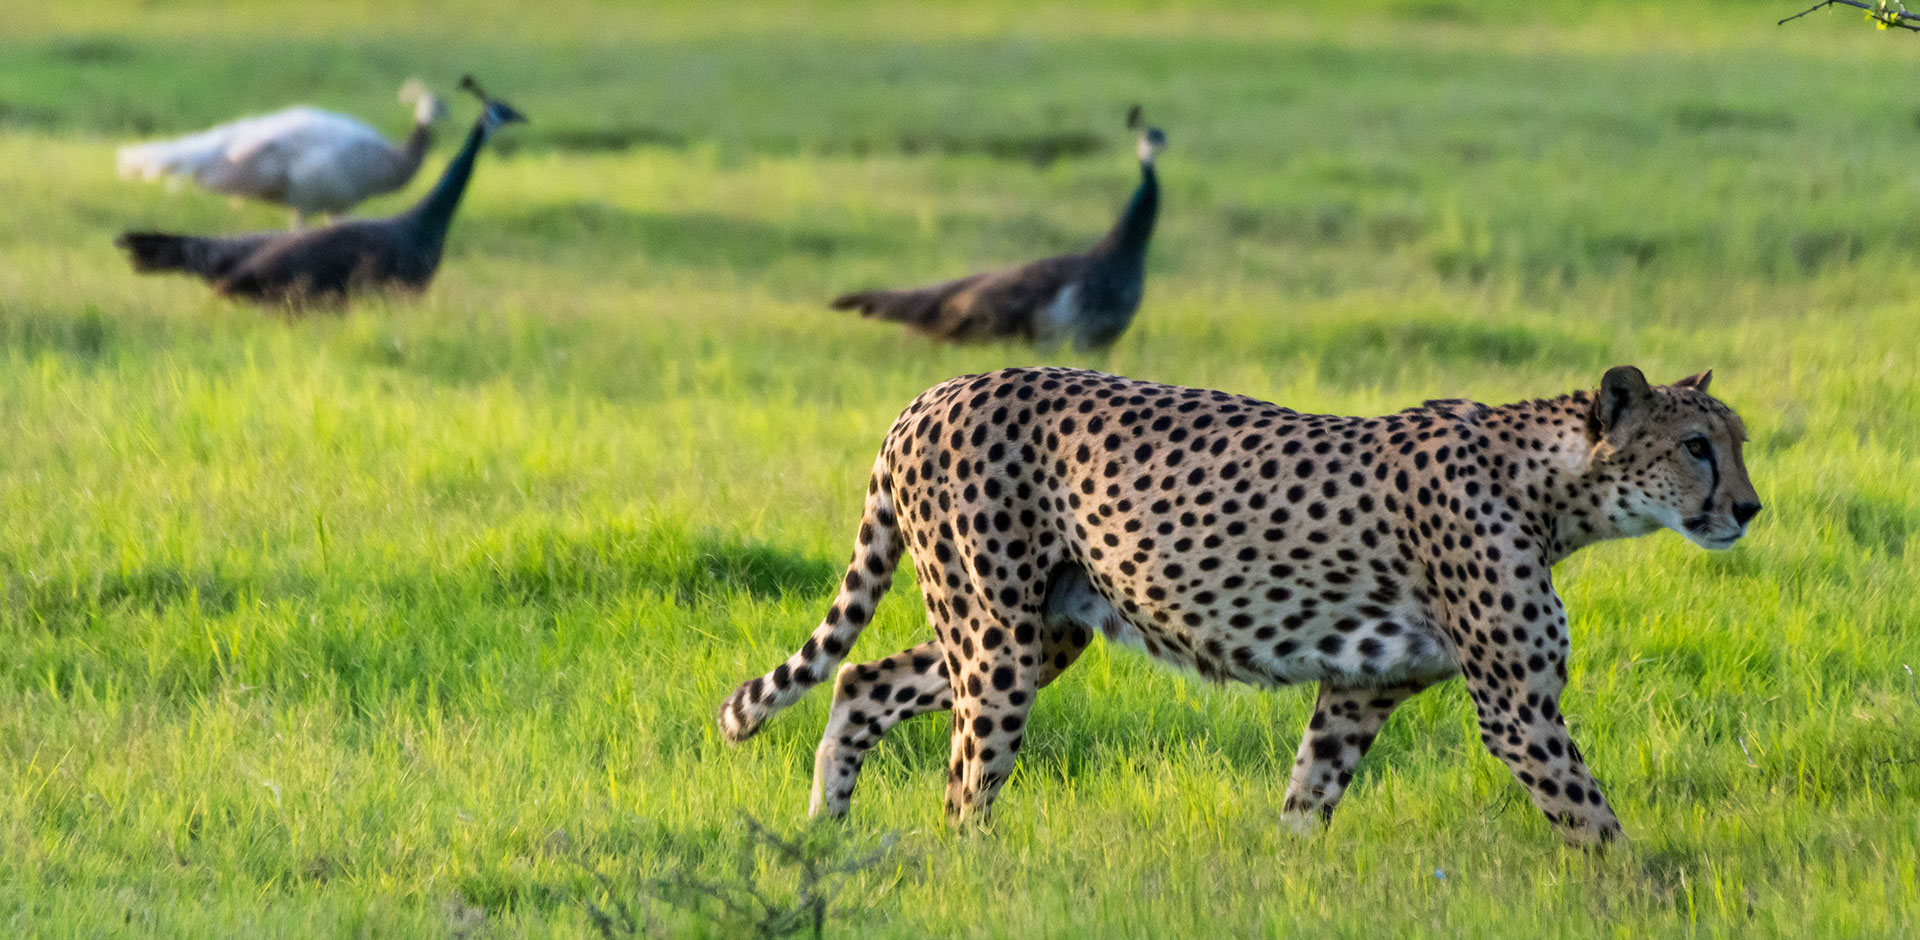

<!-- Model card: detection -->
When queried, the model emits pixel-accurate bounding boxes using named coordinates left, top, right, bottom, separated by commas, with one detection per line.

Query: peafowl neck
left=405, top=119, right=489, bottom=242
left=379, top=123, right=433, bottom=192
left=1094, top=162, right=1157, bottom=261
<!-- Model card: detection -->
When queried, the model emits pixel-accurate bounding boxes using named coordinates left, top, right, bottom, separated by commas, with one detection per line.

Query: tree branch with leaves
left=1781, top=0, right=1920, bottom=32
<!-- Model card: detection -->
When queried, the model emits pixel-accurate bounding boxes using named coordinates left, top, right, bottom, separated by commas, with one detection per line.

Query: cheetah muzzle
left=718, top=365, right=1760, bottom=845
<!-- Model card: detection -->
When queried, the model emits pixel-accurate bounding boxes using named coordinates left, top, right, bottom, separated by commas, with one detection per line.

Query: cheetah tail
left=717, top=464, right=904, bottom=744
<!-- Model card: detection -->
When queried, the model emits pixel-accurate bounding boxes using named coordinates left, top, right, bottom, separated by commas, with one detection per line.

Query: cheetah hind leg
left=941, top=569, right=1107, bottom=825
left=810, top=577, right=1098, bottom=819
left=811, top=642, right=952, bottom=817
left=942, top=626, right=1040, bottom=826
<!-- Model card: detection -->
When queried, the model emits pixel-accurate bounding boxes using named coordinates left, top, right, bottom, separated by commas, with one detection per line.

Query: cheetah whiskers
left=718, top=457, right=904, bottom=744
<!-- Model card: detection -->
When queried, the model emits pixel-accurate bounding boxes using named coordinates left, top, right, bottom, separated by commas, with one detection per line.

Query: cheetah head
left=1586, top=365, right=1761, bottom=550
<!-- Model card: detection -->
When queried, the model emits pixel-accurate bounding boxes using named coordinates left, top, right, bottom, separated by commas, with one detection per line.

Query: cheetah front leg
left=1280, top=681, right=1429, bottom=833
left=1467, top=676, right=1622, bottom=844
left=1460, top=606, right=1624, bottom=846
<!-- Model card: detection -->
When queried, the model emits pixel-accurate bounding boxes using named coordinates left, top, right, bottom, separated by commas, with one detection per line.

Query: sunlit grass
left=2, top=1, right=1918, bottom=937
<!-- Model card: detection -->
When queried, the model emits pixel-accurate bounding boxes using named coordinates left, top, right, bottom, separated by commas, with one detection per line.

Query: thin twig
left=654, top=871, right=761, bottom=922
left=581, top=868, right=646, bottom=940
left=580, top=815, right=908, bottom=939
left=1780, top=0, right=1920, bottom=31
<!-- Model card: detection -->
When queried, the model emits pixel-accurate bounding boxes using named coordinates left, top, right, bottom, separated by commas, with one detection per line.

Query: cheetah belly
left=1065, top=571, right=1457, bottom=688
left=1242, top=601, right=1457, bottom=686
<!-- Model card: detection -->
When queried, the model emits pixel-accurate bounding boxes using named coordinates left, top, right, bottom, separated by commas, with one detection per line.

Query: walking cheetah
left=718, top=365, right=1760, bottom=844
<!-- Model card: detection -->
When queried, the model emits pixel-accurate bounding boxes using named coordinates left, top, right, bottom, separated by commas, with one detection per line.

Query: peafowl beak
left=489, top=101, right=529, bottom=126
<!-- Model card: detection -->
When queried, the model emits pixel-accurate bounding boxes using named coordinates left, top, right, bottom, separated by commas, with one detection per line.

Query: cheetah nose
left=1732, top=501, right=1762, bottom=526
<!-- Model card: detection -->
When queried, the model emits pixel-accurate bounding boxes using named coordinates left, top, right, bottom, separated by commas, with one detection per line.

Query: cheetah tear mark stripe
left=1685, top=446, right=1720, bottom=533
left=1700, top=447, right=1720, bottom=518
left=718, top=459, right=903, bottom=744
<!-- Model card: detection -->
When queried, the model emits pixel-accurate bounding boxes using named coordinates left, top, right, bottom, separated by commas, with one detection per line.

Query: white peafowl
left=830, top=106, right=1166, bottom=352
left=114, top=77, right=524, bottom=309
left=116, top=80, right=448, bottom=229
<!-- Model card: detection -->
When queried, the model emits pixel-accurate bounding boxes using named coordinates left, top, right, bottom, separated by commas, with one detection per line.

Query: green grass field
left=4, top=0, right=1920, bottom=935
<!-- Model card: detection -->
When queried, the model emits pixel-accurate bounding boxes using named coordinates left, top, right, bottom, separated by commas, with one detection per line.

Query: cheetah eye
left=1683, top=437, right=1711, bottom=460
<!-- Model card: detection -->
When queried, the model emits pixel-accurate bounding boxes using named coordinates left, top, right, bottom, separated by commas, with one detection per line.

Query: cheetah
left=718, top=365, right=1760, bottom=845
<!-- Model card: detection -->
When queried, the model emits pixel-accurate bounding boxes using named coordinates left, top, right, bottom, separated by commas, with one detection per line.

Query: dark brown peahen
left=831, top=106, right=1166, bottom=351
left=115, top=76, right=525, bottom=309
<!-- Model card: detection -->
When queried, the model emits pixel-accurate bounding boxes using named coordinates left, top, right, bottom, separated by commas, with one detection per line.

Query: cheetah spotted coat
left=719, top=365, right=1759, bottom=844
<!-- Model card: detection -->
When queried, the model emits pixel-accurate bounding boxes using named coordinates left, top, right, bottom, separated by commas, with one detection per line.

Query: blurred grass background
left=2, top=0, right=1918, bottom=936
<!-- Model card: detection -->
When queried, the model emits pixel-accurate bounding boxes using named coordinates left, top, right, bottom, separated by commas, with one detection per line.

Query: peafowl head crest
left=459, top=75, right=529, bottom=135
left=399, top=79, right=448, bottom=126
left=1126, top=105, right=1166, bottom=164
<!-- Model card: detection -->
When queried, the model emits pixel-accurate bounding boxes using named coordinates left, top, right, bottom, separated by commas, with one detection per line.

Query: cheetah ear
left=1672, top=369, right=1712, bottom=393
left=1591, top=365, right=1652, bottom=437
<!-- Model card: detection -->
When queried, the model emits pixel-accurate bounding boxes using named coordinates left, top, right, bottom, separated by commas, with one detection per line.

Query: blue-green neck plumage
left=404, top=120, right=492, bottom=246
left=1095, top=162, right=1158, bottom=260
